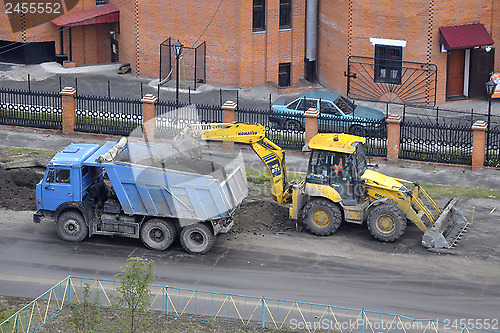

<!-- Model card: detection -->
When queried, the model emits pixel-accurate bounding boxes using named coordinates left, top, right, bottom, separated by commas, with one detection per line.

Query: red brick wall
left=317, top=0, right=349, bottom=94
left=113, top=0, right=306, bottom=87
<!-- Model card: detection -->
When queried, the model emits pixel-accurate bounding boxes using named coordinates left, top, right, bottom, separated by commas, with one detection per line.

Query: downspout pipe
left=305, top=0, right=318, bottom=83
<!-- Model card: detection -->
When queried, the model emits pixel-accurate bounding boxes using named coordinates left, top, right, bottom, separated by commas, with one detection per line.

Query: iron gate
left=159, top=38, right=206, bottom=90
left=346, top=56, right=437, bottom=106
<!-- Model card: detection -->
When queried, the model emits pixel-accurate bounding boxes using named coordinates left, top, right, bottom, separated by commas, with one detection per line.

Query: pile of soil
left=232, top=200, right=292, bottom=234
left=0, top=167, right=42, bottom=211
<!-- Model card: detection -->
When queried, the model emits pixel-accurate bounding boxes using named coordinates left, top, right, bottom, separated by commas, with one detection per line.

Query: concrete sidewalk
left=0, top=126, right=498, bottom=191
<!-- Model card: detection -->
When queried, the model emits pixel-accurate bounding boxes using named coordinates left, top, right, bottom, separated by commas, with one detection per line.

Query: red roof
left=440, top=24, right=494, bottom=50
left=52, top=4, right=119, bottom=27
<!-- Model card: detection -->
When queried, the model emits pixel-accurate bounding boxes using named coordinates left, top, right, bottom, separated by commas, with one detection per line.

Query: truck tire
left=366, top=204, right=407, bottom=242
left=301, top=199, right=342, bottom=236
left=180, top=223, right=214, bottom=255
left=140, top=219, right=176, bottom=251
left=56, top=211, right=88, bottom=242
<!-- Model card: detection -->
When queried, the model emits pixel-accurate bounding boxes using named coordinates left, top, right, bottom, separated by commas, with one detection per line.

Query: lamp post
left=485, top=79, right=497, bottom=160
left=173, top=40, right=184, bottom=105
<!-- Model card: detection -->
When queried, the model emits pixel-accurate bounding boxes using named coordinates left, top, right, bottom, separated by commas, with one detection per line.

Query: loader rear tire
left=367, top=204, right=406, bottom=242
left=56, top=211, right=88, bottom=242
left=141, top=219, right=176, bottom=251
left=301, top=199, right=342, bottom=236
left=180, top=223, right=214, bottom=255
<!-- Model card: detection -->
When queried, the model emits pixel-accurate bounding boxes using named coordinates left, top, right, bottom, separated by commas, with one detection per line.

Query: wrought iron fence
left=346, top=56, right=437, bottom=106
left=486, top=125, right=500, bottom=168
left=2, top=276, right=500, bottom=333
left=155, top=101, right=223, bottom=138
left=317, top=115, right=388, bottom=157
left=400, top=117, right=473, bottom=165
left=75, top=95, right=143, bottom=136
left=0, top=88, right=62, bottom=130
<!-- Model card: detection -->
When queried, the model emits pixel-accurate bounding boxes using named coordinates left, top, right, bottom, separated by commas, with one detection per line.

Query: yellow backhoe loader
left=173, top=123, right=469, bottom=249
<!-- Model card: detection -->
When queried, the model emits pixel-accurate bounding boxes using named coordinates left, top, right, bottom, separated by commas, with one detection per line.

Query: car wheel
left=349, top=125, right=366, bottom=137
left=285, top=119, right=301, bottom=131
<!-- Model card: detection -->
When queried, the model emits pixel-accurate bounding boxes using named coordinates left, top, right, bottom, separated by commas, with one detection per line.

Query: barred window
left=374, top=45, right=402, bottom=84
left=279, top=0, right=291, bottom=29
left=253, top=0, right=266, bottom=32
left=278, top=63, right=291, bottom=87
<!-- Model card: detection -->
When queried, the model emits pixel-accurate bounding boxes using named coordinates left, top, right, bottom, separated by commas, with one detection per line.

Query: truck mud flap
left=421, top=198, right=469, bottom=249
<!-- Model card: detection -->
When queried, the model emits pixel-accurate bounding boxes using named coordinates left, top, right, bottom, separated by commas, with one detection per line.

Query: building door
left=447, top=50, right=465, bottom=99
left=469, top=48, right=495, bottom=99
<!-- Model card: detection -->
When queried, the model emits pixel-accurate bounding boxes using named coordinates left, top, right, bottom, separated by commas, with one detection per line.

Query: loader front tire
left=301, top=199, right=342, bottom=236
left=180, top=223, right=214, bottom=255
left=56, top=211, right=88, bottom=242
left=141, top=219, right=176, bottom=251
left=367, top=204, right=406, bottom=242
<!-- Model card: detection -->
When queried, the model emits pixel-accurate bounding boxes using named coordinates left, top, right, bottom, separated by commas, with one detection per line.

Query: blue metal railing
left=2, top=276, right=500, bottom=333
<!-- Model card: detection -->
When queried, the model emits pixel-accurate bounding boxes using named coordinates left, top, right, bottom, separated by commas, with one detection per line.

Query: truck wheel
left=180, top=223, right=214, bottom=255
left=56, top=211, right=88, bottom=242
left=301, top=200, right=342, bottom=236
left=366, top=204, right=407, bottom=242
left=141, top=219, right=176, bottom=251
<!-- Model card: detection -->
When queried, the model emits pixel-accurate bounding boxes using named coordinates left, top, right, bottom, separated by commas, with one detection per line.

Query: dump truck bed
left=85, top=140, right=248, bottom=223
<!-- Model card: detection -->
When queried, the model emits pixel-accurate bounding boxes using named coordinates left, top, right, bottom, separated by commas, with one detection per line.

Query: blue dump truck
left=33, top=138, right=248, bottom=254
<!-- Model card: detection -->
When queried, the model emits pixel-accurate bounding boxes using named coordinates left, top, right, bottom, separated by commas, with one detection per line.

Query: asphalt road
left=1, top=212, right=500, bottom=325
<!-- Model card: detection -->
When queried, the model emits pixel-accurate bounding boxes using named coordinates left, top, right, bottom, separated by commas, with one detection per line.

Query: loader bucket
left=421, top=198, right=470, bottom=249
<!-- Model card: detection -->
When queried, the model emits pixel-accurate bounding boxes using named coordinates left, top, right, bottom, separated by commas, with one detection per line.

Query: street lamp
left=485, top=78, right=497, bottom=159
left=173, top=40, right=183, bottom=105
left=485, top=79, right=497, bottom=127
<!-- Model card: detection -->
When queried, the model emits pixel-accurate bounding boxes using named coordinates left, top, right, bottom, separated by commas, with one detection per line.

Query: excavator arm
left=173, top=123, right=292, bottom=204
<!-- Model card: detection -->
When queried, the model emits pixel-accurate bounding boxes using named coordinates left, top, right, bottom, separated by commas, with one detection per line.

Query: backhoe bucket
left=421, top=198, right=469, bottom=249
left=172, top=129, right=204, bottom=159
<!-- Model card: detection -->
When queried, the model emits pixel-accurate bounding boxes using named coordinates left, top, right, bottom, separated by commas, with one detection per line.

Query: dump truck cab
left=35, top=144, right=102, bottom=220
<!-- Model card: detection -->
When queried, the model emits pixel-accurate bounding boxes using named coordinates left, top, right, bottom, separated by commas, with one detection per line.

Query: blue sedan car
left=269, top=91, right=386, bottom=136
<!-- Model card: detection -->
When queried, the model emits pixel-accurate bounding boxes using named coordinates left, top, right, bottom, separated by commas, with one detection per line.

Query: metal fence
left=400, top=116, right=473, bottom=165
left=0, top=88, right=62, bottom=130
left=75, top=95, right=143, bottom=136
left=155, top=101, right=223, bottom=138
left=318, top=115, right=388, bottom=157
left=2, top=276, right=500, bottom=333
left=486, top=126, right=500, bottom=167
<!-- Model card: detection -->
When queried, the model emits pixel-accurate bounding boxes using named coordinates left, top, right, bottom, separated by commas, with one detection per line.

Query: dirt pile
left=0, top=167, right=42, bottom=211
left=232, top=200, right=292, bottom=234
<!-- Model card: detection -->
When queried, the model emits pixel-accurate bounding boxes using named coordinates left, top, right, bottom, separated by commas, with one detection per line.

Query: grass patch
left=0, top=146, right=57, bottom=163
left=421, top=183, right=499, bottom=200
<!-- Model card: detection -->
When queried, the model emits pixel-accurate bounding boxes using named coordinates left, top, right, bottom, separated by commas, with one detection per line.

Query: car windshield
left=285, top=94, right=302, bottom=105
left=334, top=96, right=355, bottom=114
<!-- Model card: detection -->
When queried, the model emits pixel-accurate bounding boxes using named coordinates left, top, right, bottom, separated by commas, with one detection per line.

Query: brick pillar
left=304, top=108, right=319, bottom=144
left=60, top=87, right=76, bottom=134
left=222, top=101, right=237, bottom=123
left=141, top=94, right=157, bottom=142
left=472, top=120, right=487, bottom=170
left=386, top=115, right=402, bottom=164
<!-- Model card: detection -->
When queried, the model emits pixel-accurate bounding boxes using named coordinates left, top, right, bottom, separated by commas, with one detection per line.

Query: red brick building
left=0, top=0, right=498, bottom=103
left=318, top=0, right=500, bottom=104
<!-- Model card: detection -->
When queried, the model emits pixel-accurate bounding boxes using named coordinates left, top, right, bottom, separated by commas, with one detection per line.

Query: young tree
left=70, top=283, right=101, bottom=333
left=115, top=257, right=155, bottom=333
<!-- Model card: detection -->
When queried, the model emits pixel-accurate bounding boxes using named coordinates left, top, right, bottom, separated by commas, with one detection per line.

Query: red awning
left=52, top=4, right=119, bottom=27
left=440, top=24, right=494, bottom=50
